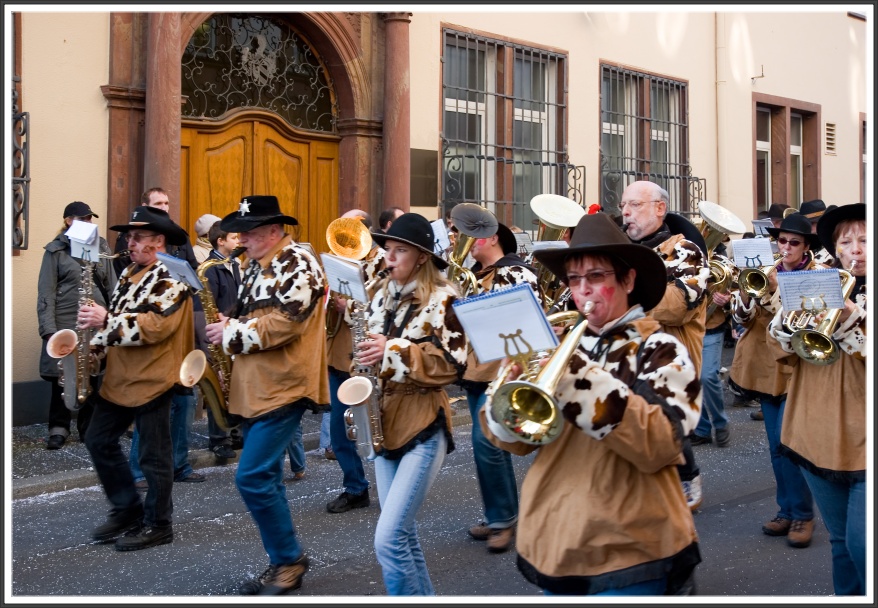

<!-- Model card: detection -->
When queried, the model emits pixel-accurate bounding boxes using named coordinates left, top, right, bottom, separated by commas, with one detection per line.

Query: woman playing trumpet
left=767, top=204, right=866, bottom=595
left=355, top=213, right=468, bottom=595
left=481, top=213, right=702, bottom=596
left=727, top=212, right=822, bottom=547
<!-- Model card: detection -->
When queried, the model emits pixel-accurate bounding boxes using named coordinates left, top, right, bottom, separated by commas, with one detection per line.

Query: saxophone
left=179, top=247, right=246, bottom=431
left=46, top=260, right=101, bottom=411
left=338, top=268, right=391, bottom=458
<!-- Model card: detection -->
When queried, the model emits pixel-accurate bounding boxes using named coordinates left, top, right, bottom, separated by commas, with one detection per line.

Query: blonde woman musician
left=353, top=213, right=467, bottom=595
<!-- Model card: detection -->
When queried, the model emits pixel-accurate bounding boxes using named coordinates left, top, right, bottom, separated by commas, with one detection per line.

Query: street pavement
left=8, top=349, right=844, bottom=599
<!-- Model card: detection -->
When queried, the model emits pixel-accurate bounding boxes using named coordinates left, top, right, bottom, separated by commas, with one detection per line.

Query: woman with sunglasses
left=354, top=213, right=468, bottom=595
left=767, top=204, right=866, bottom=595
left=728, top=212, right=823, bottom=548
left=481, top=213, right=702, bottom=596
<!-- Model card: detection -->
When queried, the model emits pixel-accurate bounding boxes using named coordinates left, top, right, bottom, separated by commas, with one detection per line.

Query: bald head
left=341, top=208, right=373, bottom=230
left=620, top=180, right=669, bottom=241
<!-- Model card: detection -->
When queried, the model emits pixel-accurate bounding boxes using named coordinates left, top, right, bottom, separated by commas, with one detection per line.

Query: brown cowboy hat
left=533, top=213, right=667, bottom=311
left=110, top=206, right=189, bottom=246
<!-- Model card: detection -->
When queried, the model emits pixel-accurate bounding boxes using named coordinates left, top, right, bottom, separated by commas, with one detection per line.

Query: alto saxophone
left=338, top=268, right=391, bottom=458
left=179, top=247, right=246, bottom=431
left=46, top=258, right=102, bottom=411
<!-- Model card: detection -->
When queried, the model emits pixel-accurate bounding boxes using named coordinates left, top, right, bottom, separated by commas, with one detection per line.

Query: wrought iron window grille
left=13, top=74, right=30, bottom=251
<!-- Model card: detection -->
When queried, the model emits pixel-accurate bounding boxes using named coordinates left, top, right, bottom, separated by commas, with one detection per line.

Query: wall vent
left=825, top=122, right=837, bottom=155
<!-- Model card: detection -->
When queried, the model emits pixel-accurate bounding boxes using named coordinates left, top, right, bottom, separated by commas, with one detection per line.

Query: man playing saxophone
left=481, top=212, right=702, bottom=596
left=204, top=195, right=329, bottom=595
left=456, top=212, right=541, bottom=554
left=76, top=206, right=193, bottom=551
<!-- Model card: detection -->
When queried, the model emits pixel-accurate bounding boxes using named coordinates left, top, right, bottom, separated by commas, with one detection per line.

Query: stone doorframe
left=102, top=11, right=412, bottom=232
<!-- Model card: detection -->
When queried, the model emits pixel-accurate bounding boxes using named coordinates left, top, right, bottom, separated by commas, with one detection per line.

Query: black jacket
left=204, top=249, right=242, bottom=316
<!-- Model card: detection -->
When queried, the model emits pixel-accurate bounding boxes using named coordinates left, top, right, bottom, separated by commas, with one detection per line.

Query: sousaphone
left=529, top=194, right=585, bottom=310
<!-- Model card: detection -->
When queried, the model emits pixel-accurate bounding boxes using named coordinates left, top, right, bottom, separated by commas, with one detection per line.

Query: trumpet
left=488, top=301, right=594, bottom=445
left=788, top=261, right=858, bottom=365
left=738, top=252, right=787, bottom=300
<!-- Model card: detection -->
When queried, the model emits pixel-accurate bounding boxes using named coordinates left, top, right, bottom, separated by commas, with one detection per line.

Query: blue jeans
left=466, top=387, right=518, bottom=528
left=237, top=405, right=307, bottom=565
left=85, top=389, right=174, bottom=527
left=761, top=396, right=813, bottom=520
left=695, top=330, right=728, bottom=436
left=801, top=469, right=866, bottom=595
left=129, top=391, right=196, bottom=481
left=329, top=367, right=369, bottom=495
left=319, top=412, right=331, bottom=450
left=374, top=431, right=446, bottom=595
left=543, top=577, right=667, bottom=596
left=285, top=418, right=306, bottom=475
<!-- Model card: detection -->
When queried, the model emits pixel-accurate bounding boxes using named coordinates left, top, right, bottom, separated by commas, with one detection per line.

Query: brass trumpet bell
left=326, top=217, right=373, bottom=261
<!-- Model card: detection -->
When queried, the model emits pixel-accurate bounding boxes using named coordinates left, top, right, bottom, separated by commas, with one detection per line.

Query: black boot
left=115, top=525, right=173, bottom=551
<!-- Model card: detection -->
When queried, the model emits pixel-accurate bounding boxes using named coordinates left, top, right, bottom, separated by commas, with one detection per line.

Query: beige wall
left=13, top=13, right=111, bottom=384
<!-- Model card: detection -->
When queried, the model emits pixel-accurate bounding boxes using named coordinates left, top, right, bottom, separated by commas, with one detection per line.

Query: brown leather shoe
left=787, top=519, right=814, bottom=548
left=762, top=516, right=792, bottom=536
left=258, top=555, right=309, bottom=595
left=468, top=522, right=491, bottom=541
left=486, top=527, right=515, bottom=553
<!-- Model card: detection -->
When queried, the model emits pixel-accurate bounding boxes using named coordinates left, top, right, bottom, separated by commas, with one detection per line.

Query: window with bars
left=441, top=30, right=583, bottom=237
left=599, top=64, right=703, bottom=218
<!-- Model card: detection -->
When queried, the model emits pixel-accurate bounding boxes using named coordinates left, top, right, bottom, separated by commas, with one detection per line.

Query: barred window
left=600, top=64, right=703, bottom=217
left=442, top=30, right=582, bottom=237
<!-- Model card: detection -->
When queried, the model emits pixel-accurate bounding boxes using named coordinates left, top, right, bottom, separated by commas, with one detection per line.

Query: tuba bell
left=529, top=194, right=586, bottom=311
left=448, top=203, right=498, bottom=297
left=698, top=201, right=747, bottom=316
left=325, top=217, right=373, bottom=338
left=488, top=301, right=594, bottom=445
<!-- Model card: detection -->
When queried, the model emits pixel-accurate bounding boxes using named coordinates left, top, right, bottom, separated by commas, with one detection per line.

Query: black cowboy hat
left=816, top=203, right=865, bottom=254
left=664, top=212, right=708, bottom=257
left=220, top=195, right=299, bottom=233
left=110, top=206, right=188, bottom=246
left=533, top=212, right=667, bottom=311
left=372, top=213, right=449, bottom=270
left=496, top=222, right=518, bottom=256
left=798, top=199, right=827, bottom=220
left=63, top=201, right=99, bottom=219
left=766, top=213, right=822, bottom=249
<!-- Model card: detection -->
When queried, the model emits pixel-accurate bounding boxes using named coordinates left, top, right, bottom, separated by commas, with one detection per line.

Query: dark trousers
left=46, top=375, right=96, bottom=440
left=677, top=436, right=700, bottom=482
left=84, top=389, right=174, bottom=527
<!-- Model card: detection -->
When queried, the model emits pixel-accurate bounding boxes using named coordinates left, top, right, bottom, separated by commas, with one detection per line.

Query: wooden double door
left=181, top=113, right=339, bottom=253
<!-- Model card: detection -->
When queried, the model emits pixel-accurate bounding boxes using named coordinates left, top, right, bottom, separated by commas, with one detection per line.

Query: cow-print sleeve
left=92, top=276, right=190, bottom=347
left=494, top=266, right=542, bottom=303
left=661, top=238, right=710, bottom=310
left=834, top=290, right=867, bottom=359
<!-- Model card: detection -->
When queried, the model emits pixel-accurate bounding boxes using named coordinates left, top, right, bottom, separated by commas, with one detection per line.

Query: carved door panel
left=181, top=117, right=339, bottom=253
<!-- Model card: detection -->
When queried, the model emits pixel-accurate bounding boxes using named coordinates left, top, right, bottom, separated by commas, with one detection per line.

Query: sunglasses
left=777, top=237, right=804, bottom=247
left=565, top=269, right=615, bottom=287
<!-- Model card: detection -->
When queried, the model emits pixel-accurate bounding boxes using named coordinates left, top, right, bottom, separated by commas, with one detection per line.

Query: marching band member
left=729, top=212, right=820, bottom=548
left=454, top=207, right=541, bottom=554
left=355, top=213, right=467, bottom=595
left=767, top=203, right=866, bottom=594
left=77, top=206, right=193, bottom=551
left=481, top=212, right=702, bottom=595
left=620, top=180, right=711, bottom=510
left=325, top=209, right=386, bottom=514
left=798, top=199, right=835, bottom=265
left=204, top=195, right=329, bottom=595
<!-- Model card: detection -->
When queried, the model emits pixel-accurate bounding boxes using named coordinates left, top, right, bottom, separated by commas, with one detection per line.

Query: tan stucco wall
left=408, top=9, right=867, bottom=224
left=13, top=12, right=111, bottom=384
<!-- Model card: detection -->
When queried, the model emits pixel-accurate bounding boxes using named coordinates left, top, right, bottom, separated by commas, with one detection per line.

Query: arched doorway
left=180, top=14, right=340, bottom=251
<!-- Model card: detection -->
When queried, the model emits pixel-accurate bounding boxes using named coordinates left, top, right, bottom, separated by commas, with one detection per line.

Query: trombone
left=489, top=301, right=594, bottom=445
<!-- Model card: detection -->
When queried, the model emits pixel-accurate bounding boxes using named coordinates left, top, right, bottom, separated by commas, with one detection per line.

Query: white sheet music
left=65, top=220, right=99, bottom=262
left=452, top=283, right=558, bottom=363
left=156, top=252, right=202, bottom=291
left=320, top=253, right=368, bottom=303
left=430, top=219, right=451, bottom=254
left=731, top=238, right=774, bottom=269
left=751, top=218, right=773, bottom=236
left=777, top=268, right=846, bottom=312
left=514, top=232, right=534, bottom=256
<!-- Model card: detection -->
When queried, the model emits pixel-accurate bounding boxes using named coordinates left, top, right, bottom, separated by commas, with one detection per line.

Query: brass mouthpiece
left=100, top=250, right=130, bottom=259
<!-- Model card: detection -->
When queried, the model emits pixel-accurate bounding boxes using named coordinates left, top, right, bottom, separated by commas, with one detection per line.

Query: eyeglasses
left=619, top=200, right=660, bottom=212
left=565, top=269, right=615, bottom=287
left=125, top=232, right=158, bottom=243
left=777, top=237, right=804, bottom=247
